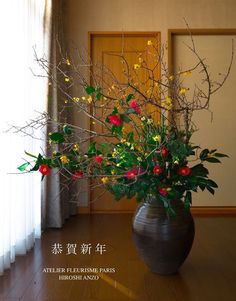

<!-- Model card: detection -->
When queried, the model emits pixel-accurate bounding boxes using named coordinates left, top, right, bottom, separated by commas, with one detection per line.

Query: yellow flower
left=64, top=99, right=68, bottom=104
left=64, top=77, right=70, bottom=82
left=111, top=170, right=116, bottom=175
left=101, top=177, right=109, bottom=184
left=66, top=59, right=71, bottom=66
left=179, top=88, right=187, bottom=95
left=166, top=187, right=172, bottom=192
left=73, top=97, right=80, bottom=102
left=120, top=138, right=126, bottom=143
left=153, top=135, right=161, bottom=142
left=111, top=84, right=116, bottom=90
left=126, top=142, right=131, bottom=147
left=82, top=96, right=86, bottom=101
left=137, top=157, right=142, bottom=162
left=87, top=96, right=92, bottom=103
left=183, top=71, right=191, bottom=76
left=134, top=64, right=141, bottom=70
left=112, top=149, right=118, bottom=157
left=130, top=145, right=135, bottom=150
left=73, top=144, right=80, bottom=151
left=165, top=97, right=172, bottom=104
left=141, top=116, right=146, bottom=121
left=169, top=75, right=174, bottom=81
left=147, top=118, right=153, bottom=125
left=162, top=97, right=173, bottom=111
left=60, top=155, right=69, bottom=164
left=147, top=40, right=153, bottom=46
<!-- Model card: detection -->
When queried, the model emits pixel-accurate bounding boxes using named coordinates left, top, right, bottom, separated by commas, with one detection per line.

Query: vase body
left=132, top=195, right=195, bottom=275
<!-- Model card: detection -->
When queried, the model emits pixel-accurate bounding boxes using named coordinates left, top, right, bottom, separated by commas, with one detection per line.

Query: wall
left=63, top=0, right=236, bottom=207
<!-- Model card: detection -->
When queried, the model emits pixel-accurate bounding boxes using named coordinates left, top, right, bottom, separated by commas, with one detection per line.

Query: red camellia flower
left=161, top=146, right=169, bottom=157
left=126, top=169, right=137, bottom=180
left=155, top=146, right=169, bottom=158
left=108, top=115, right=121, bottom=126
left=94, top=155, right=103, bottom=164
left=129, top=99, right=140, bottom=114
left=39, top=164, right=50, bottom=176
left=153, top=165, right=162, bottom=175
left=153, top=156, right=158, bottom=162
left=178, top=166, right=191, bottom=176
left=158, top=187, right=167, bottom=196
left=73, top=170, right=84, bottom=180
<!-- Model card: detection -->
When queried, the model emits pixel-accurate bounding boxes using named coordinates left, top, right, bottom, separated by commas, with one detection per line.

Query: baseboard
left=77, top=207, right=90, bottom=214
left=191, top=207, right=236, bottom=216
left=77, top=206, right=236, bottom=216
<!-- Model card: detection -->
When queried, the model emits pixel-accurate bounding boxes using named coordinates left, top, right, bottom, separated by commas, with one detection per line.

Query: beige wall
left=173, top=34, right=236, bottom=206
left=63, top=0, right=236, bottom=207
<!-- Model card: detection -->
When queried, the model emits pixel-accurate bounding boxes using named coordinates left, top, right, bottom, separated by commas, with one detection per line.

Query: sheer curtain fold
left=0, top=0, right=51, bottom=276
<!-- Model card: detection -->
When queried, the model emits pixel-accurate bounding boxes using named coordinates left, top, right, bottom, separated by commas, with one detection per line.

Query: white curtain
left=0, top=0, right=51, bottom=275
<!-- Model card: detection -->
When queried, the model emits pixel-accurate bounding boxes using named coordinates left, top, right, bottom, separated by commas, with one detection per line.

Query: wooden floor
left=0, top=215, right=236, bottom=301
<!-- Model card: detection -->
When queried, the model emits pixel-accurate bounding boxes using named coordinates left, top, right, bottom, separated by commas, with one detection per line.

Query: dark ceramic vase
left=132, top=195, right=195, bottom=275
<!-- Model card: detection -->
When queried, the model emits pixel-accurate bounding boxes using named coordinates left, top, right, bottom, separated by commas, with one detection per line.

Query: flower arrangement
left=16, top=37, right=232, bottom=214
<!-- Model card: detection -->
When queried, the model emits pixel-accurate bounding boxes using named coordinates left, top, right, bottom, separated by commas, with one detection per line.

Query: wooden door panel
left=90, top=33, right=160, bottom=212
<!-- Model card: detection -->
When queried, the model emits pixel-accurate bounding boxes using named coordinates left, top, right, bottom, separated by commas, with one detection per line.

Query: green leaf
left=120, top=114, right=131, bottom=123
left=49, top=132, right=65, bottom=143
left=126, top=94, right=134, bottom=102
left=63, top=125, right=72, bottom=135
left=125, top=108, right=136, bottom=114
left=214, top=153, right=229, bottom=158
left=184, top=191, right=192, bottom=210
left=17, top=162, right=30, bottom=171
left=205, top=157, right=221, bottom=163
left=36, top=153, right=44, bottom=165
left=30, top=164, right=39, bottom=171
left=24, top=151, right=37, bottom=159
left=96, top=92, right=102, bottom=100
left=127, top=132, right=134, bottom=142
left=191, top=163, right=209, bottom=177
left=88, top=142, right=97, bottom=155
left=206, top=179, right=218, bottom=188
left=85, top=86, right=95, bottom=94
left=206, top=186, right=215, bottom=195
left=112, top=107, right=118, bottom=114
left=200, top=149, right=209, bottom=160
left=199, top=184, right=206, bottom=191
